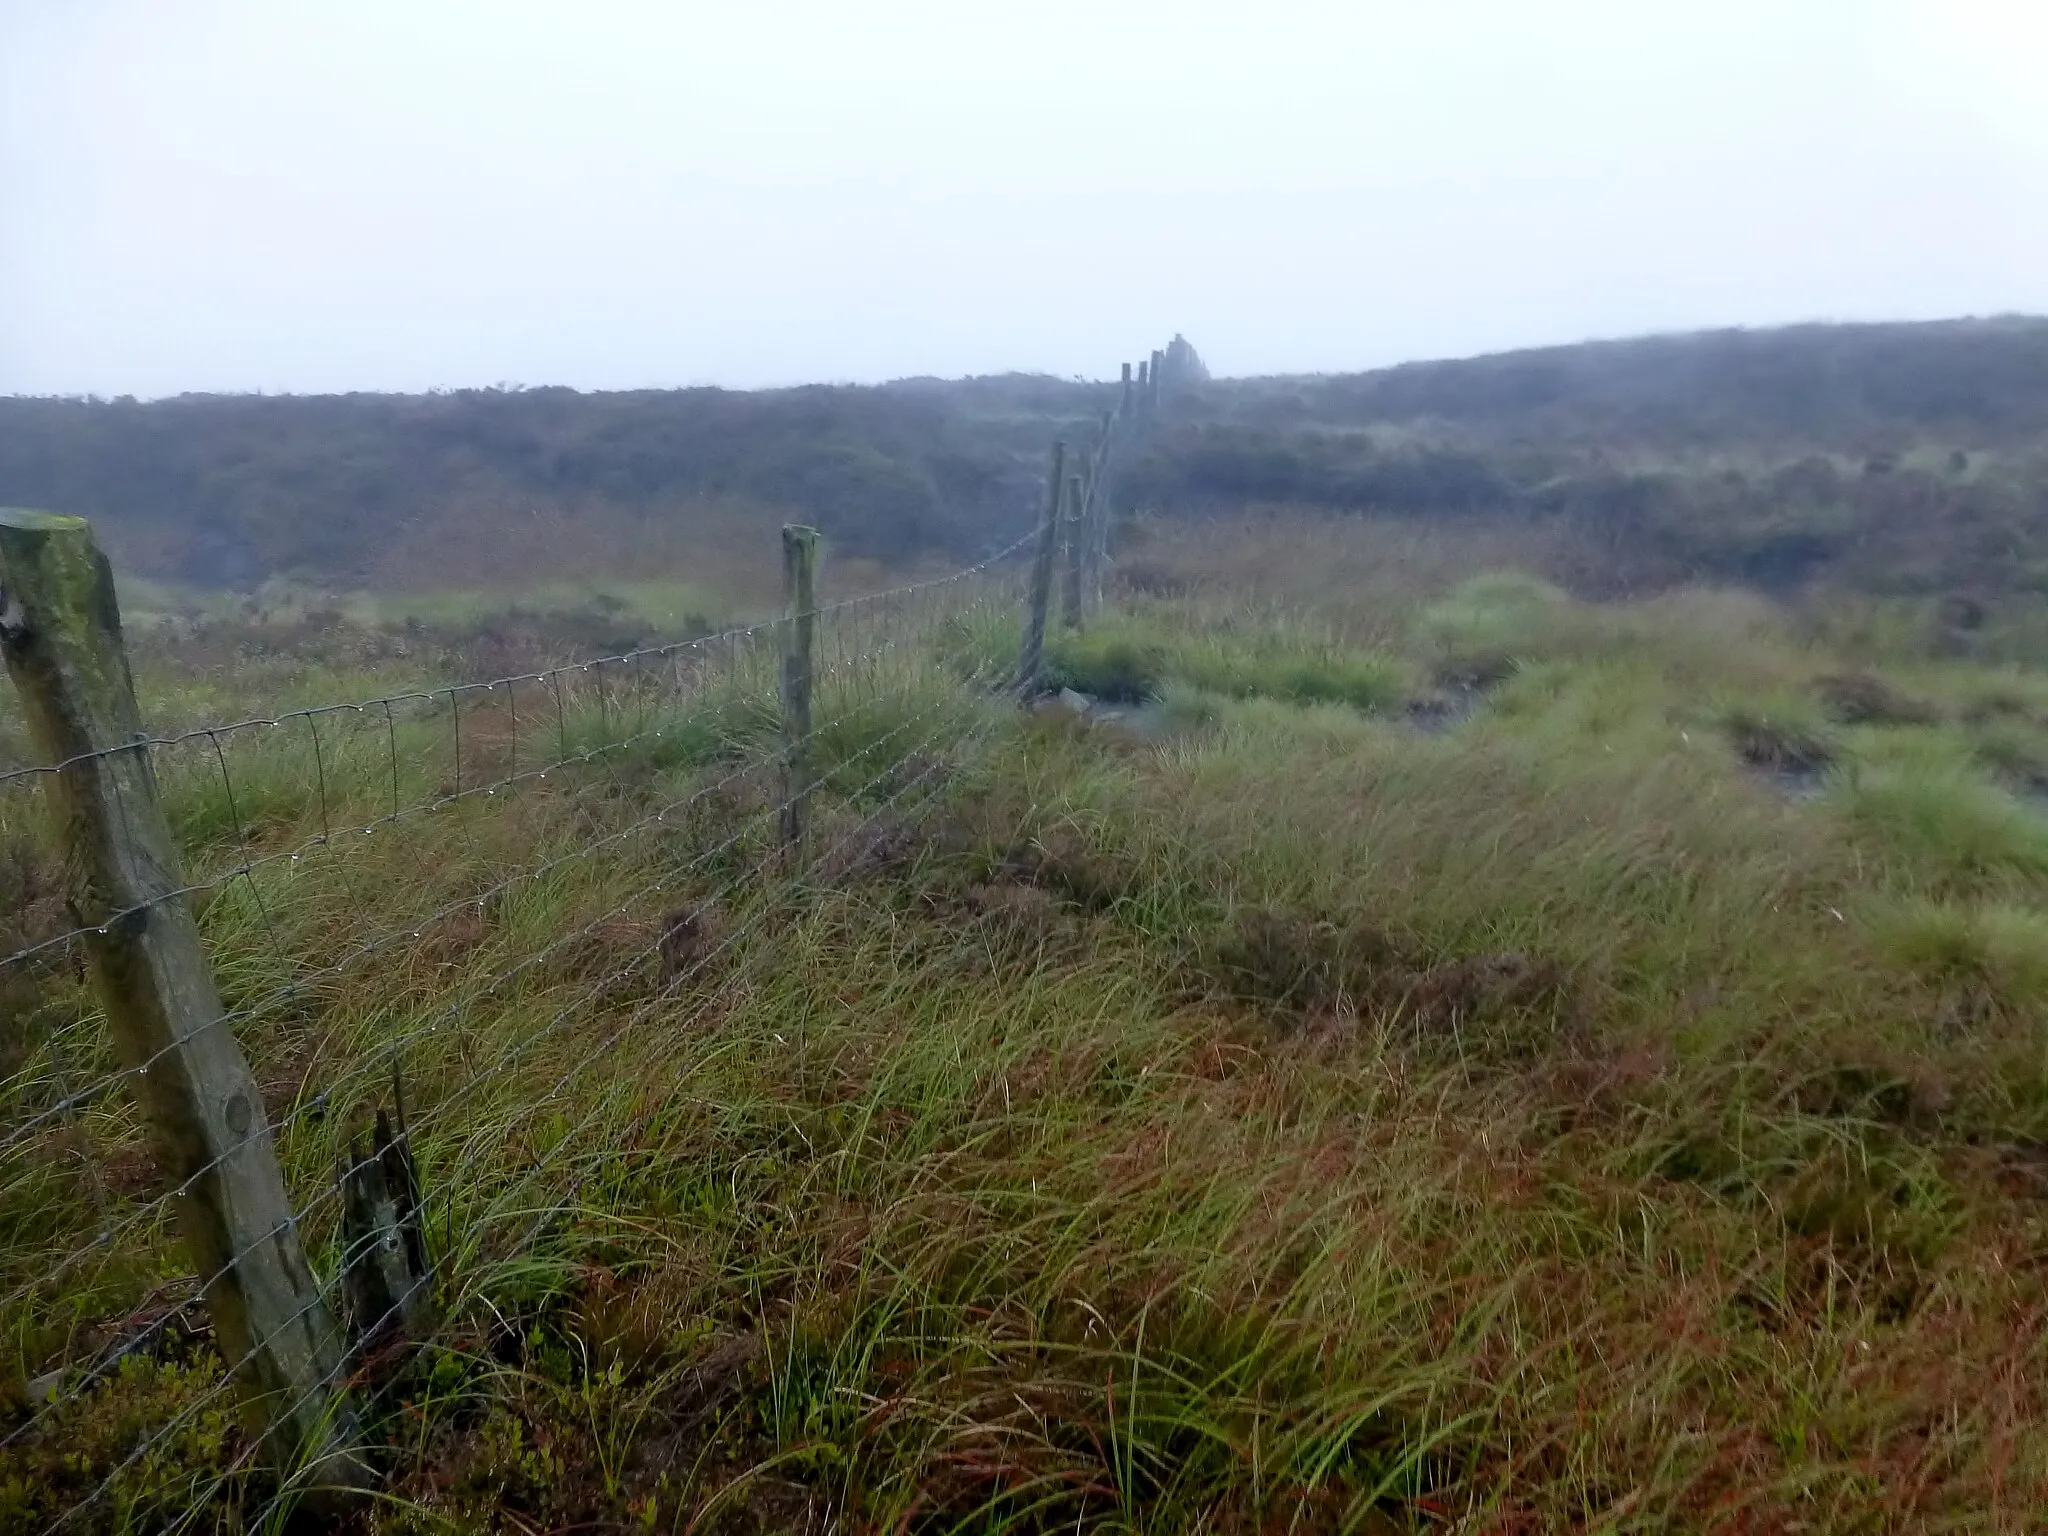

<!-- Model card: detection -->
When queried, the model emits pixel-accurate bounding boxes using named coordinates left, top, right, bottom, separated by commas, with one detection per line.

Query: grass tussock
left=1716, top=692, right=1840, bottom=772
left=1861, top=895, right=2048, bottom=1015
left=1043, top=616, right=1409, bottom=713
left=1415, top=570, right=1584, bottom=683
left=1836, top=747, right=2048, bottom=890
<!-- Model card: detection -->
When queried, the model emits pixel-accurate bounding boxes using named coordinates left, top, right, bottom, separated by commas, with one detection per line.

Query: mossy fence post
left=1017, top=440, right=1066, bottom=692
left=0, top=508, right=368, bottom=1494
left=779, top=524, right=819, bottom=858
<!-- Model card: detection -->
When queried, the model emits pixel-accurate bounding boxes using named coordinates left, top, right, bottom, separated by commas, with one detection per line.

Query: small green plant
left=1173, top=636, right=1407, bottom=712
left=1415, top=571, right=1581, bottom=682
left=1815, top=670, right=1942, bottom=726
left=1714, top=693, right=1838, bottom=771
left=1839, top=757, right=2048, bottom=887
left=1861, top=895, right=2048, bottom=1012
left=1046, top=625, right=1168, bottom=701
left=1049, top=615, right=1407, bottom=712
left=1967, top=715, right=2048, bottom=787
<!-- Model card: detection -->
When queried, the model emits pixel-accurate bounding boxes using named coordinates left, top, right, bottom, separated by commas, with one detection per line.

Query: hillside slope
left=1140, top=318, right=2048, bottom=598
left=3, top=318, right=2045, bottom=596
left=1209, top=316, right=2048, bottom=445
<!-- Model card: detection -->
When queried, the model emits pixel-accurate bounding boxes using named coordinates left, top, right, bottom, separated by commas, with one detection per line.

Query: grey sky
left=3, top=0, right=2044, bottom=397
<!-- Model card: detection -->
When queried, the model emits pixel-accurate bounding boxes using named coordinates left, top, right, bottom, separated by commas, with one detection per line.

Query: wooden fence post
left=338, top=1071, right=435, bottom=1366
left=0, top=509, right=367, bottom=1491
left=1017, top=441, right=1065, bottom=693
left=1060, top=472, right=1086, bottom=629
left=779, top=524, right=819, bottom=856
left=1150, top=348, right=1165, bottom=411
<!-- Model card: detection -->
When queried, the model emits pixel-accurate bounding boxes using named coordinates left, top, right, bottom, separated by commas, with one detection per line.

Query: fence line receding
left=0, top=337, right=1187, bottom=1527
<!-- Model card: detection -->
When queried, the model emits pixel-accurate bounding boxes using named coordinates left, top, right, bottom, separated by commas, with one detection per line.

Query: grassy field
left=5, top=513, right=2048, bottom=1532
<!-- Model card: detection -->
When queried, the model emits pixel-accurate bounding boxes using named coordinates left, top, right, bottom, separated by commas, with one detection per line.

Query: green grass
left=6, top=525, right=2048, bottom=1529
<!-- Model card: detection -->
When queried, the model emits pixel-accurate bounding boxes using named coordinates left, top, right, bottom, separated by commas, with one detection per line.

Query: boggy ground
left=4, top=514, right=2048, bottom=1532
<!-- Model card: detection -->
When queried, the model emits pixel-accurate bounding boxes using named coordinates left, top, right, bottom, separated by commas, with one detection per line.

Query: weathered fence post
left=338, top=1071, right=435, bottom=1368
left=1017, top=441, right=1065, bottom=693
left=1060, top=472, right=1086, bottom=629
left=0, top=508, right=367, bottom=1491
left=1150, top=348, right=1165, bottom=411
left=779, top=524, right=819, bottom=856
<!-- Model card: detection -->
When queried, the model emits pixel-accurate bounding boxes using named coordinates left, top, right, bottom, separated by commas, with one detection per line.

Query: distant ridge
left=3, top=317, right=2046, bottom=591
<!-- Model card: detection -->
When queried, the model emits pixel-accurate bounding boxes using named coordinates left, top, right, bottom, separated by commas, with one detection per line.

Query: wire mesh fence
left=0, top=333, right=1178, bottom=1528
left=0, top=522, right=1036, bottom=1530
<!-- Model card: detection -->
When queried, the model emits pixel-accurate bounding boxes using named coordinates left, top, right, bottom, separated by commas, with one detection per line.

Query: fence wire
left=0, top=536, right=1033, bottom=1532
